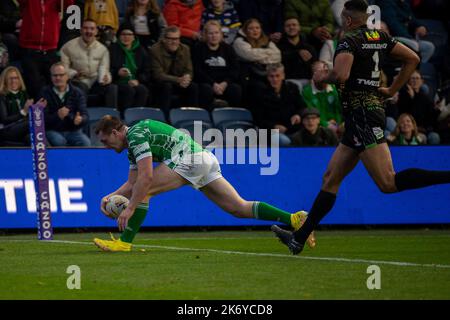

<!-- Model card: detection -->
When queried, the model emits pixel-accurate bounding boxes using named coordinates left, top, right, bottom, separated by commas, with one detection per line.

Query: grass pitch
left=1, top=229, right=449, bottom=300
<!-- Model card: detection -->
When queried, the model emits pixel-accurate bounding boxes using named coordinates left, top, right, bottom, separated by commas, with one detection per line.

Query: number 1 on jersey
left=371, top=51, right=380, bottom=78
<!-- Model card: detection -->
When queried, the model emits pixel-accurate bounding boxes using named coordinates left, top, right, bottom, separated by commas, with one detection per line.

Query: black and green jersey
left=126, top=120, right=204, bottom=170
left=334, top=26, right=398, bottom=152
left=334, top=26, right=397, bottom=114
left=334, top=26, right=397, bottom=93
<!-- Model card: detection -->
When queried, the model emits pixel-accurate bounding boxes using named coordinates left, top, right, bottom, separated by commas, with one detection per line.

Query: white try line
left=4, top=239, right=450, bottom=270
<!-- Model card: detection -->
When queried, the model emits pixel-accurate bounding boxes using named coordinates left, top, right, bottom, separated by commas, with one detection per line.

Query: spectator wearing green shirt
left=302, top=60, right=342, bottom=136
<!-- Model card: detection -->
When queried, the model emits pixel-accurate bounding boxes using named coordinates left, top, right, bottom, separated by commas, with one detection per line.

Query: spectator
left=378, top=0, right=435, bottom=63
left=234, top=0, right=284, bottom=44
left=233, top=18, right=281, bottom=102
left=18, top=0, right=75, bottom=99
left=302, top=61, right=342, bottom=136
left=60, top=19, right=118, bottom=109
left=201, top=0, right=241, bottom=45
left=192, top=20, right=242, bottom=109
left=0, top=66, right=39, bottom=146
left=277, top=17, right=317, bottom=86
left=149, top=26, right=199, bottom=112
left=84, top=0, right=119, bottom=46
left=109, top=23, right=151, bottom=115
left=284, top=0, right=335, bottom=52
left=125, top=0, right=167, bottom=50
left=387, top=113, right=425, bottom=145
left=40, top=62, right=90, bottom=147
left=290, top=107, right=338, bottom=146
left=253, top=63, right=305, bottom=146
left=163, top=0, right=204, bottom=48
left=0, top=0, right=21, bottom=62
left=397, top=70, right=441, bottom=144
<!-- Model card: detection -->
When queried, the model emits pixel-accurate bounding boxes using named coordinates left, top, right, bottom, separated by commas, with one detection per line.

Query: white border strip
left=4, top=239, right=450, bottom=269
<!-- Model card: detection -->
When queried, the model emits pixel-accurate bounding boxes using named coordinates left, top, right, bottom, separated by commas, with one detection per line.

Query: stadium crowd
left=0, top=0, right=449, bottom=147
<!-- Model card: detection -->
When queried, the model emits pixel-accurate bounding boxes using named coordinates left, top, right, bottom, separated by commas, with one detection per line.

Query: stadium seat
left=169, top=108, right=213, bottom=143
left=211, top=107, right=256, bottom=132
left=169, top=107, right=212, bottom=127
left=124, top=107, right=167, bottom=126
left=86, top=107, right=120, bottom=146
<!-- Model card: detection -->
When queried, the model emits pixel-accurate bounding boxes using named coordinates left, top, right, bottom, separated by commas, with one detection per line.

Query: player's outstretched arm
left=117, top=157, right=154, bottom=231
left=378, top=42, right=420, bottom=97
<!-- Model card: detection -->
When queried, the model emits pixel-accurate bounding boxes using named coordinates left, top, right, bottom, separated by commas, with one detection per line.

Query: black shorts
left=341, top=106, right=386, bottom=153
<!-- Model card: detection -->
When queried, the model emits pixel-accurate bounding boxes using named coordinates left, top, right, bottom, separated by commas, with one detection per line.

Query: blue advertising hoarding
left=0, top=146, right=449, bottom=229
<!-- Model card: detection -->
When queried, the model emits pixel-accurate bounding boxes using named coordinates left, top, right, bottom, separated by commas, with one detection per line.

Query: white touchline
left=4, top=239, right=450, bottom=269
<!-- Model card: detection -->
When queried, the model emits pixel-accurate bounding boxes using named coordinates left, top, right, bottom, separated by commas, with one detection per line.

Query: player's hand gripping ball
left=105, top=195, right=129, bottom=219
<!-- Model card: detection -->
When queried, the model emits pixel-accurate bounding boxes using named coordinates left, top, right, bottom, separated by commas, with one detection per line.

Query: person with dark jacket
left=149, top=25, right=199, bottom=112
left=40, top=62, right=90, bottom=146
left=192, top=20, right=242, bottom=109
left=0, top=66, right=36, bottom=146
left=253, top=63, right=305, bottom=146
left=290, top=107, right=338, bottom=146
left=109, top=23, right=151, bottom=114
left=276, top=17, right=317, bottom=81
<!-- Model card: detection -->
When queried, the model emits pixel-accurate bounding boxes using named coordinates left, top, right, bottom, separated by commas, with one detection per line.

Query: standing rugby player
left=272, top=0, right=450, bottom=254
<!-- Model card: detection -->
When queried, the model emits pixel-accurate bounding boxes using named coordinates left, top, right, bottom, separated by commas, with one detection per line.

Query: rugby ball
left=105, top=195, right=129, bottom=218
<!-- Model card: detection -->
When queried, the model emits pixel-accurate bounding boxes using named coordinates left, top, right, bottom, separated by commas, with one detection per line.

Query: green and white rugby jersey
left=126, top=120, right=204, bottom=170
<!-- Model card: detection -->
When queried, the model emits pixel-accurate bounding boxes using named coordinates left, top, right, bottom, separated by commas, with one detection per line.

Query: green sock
left=120, top=202, right=149, bottom=243
left=252, top=201, right=292, bottom=225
